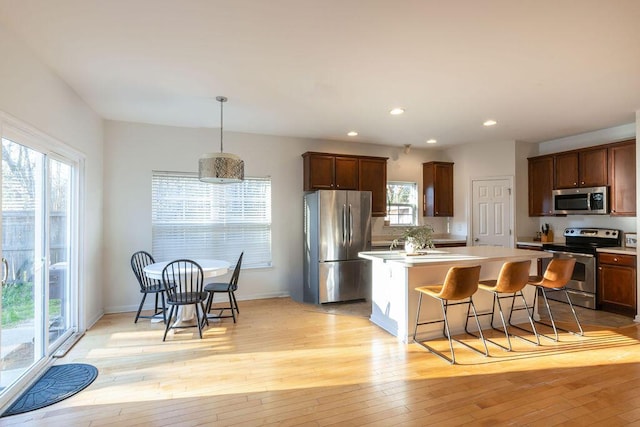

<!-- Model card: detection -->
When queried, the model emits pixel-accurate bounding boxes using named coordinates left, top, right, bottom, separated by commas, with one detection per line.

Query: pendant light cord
left=216, top=95, right=227, bottom=153
left=219, top=98, right=224, bottom=153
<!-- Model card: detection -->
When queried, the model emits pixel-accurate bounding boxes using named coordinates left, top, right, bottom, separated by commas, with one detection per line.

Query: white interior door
left=472, top=178, right=512, bottom=247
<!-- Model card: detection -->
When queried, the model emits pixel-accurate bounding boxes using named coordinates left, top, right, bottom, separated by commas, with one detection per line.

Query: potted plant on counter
left=390, top=225, right=435, bottom=254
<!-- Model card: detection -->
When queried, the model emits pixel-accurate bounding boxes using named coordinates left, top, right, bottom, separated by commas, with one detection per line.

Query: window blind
left=152, top=171, right=272, bottom=268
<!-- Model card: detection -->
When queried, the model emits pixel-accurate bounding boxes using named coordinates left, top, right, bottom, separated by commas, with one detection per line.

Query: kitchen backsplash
left=373, top=215, right=636, bottom=242
left=537, top=215, right=636, bottom=236
left=372, top=216, right=452, bottom=237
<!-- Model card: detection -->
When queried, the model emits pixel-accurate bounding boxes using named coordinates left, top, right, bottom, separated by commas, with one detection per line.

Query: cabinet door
left=598, top=262, right=636, bottom=316
left=434, top=163, right=454, bottom=216
left=528, top=155, right=554, bottom=216
left=554, top=152, right=579, bottom=189
left=334, top=156, right=359, bottom=190
left=358, top=158, right=387, bottom=217
left=555, top=148, right=607, bottom=188
left=609, top=140, right=636, bottom=216
left=305, top=154, right=335, bottom=190
left=423, top=162, right=453, bottom=217
left=579, top=147, right=608, bottom=187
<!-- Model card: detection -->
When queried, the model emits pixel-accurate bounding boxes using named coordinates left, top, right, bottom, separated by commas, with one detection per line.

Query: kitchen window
left=386, top=181, right=418, bottom=226
left=151, top=171, right=272, bottom=268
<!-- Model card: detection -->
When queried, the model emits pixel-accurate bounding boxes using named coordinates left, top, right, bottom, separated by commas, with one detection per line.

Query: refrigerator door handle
left=342, top=204, right=347, bottom=246
left=349, top=204, right=353, bottom=246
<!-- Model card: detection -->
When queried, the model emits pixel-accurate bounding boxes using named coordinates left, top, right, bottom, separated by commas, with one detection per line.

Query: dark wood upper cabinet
left=528, top=155, right=555, bottom=216
left=554, top=152, right=579, bottom=189
left=554, top=147, right=607, bottom=189
left=334, top=156, right=359, bottom=190
left=358, top=158, right=388, bottom=217
left=303, top=153, right=335, bottom=190
left=609, top=139, right=636, bottom=216
left=302, top=152, right=388, bottom=217
left=423, top=162, right=454, bottom=217
left=528, top=139, right=635, bottom=217
left=302, top=152, right=358, bottom=190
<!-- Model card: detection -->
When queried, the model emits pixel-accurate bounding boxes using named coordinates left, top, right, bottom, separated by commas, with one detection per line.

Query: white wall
left=0, top=24, right=104, bottom=328
left=443, top=140, right=521, bottom=241
left=538, top=123, right=636, bottom=155
left=102, top=121, right=448, bottom=311
left=515, top=140, right=540, bottom=238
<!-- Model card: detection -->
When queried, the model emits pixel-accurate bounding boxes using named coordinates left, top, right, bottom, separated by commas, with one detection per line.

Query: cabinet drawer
left=598, top=253, right=636, bottom=267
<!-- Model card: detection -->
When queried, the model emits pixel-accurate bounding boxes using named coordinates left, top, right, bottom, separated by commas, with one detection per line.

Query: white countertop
left=516, top=237, right=564, bottom=247
left=359, top=246, right=551, bottom=267
left=596, top=246, right=637, bottom=256
left=515, top=237, right=637, bottom=256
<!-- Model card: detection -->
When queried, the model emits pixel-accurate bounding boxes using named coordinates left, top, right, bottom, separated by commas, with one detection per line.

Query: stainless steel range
left=542, top=227, right=622, bottom=309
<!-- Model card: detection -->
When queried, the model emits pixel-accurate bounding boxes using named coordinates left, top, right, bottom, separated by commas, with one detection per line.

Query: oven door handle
left=544, top=249, right=594, bottom=258
left=563, top=289, right=595, bottom=299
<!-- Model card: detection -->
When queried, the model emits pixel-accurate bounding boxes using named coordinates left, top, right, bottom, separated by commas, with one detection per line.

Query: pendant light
left=198, top=96, right=244, bottom=183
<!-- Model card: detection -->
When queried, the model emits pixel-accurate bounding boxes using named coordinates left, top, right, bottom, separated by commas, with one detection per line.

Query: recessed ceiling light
left=483, top=119, right=497, bottom=126
left=347, top=131, right=358, bottom=137
left=426, top=139, right=437, bottom=144
left=389, top=108, right=405, bottom=115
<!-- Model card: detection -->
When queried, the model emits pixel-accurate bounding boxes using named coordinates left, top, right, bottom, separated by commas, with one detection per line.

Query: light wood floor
left=2, top=297, right=640, bottom=426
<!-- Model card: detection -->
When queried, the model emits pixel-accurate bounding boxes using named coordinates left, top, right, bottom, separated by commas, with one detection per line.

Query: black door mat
left=2, top=363, right=98, bottom=417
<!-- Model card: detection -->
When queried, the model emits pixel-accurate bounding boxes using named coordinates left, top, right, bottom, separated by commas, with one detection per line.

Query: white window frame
left=386, top=181, right=418, bottom=226
left=151, top=171, right=272, bottom=269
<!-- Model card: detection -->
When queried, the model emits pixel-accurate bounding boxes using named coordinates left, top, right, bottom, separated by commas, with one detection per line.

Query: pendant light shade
left=199, top=96, right=244, bottom=183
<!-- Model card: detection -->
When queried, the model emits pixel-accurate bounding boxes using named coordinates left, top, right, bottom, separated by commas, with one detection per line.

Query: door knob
left=474, top=238, right=479, bottom=242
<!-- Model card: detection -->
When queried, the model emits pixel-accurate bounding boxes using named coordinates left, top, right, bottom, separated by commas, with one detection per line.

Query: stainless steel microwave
left=552, top=186, right=609, bottom=215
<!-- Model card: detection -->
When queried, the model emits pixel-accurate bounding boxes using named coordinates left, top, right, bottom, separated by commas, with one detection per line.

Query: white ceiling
left=1, top=0, right=639, bottom=148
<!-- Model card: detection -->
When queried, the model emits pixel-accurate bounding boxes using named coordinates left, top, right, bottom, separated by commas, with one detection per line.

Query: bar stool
left=413, top=265, right=488, bottom=365
left=474, top=260, right=539, bottom=351
left=526, top=258, right=582, bottom=341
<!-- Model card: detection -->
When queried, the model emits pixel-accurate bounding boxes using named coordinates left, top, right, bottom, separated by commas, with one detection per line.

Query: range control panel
left=563, top=228, right=619, bottom=239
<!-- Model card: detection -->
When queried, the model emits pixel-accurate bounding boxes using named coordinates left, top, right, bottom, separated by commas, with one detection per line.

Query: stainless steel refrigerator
left=303, top=190, right=372, bottom=304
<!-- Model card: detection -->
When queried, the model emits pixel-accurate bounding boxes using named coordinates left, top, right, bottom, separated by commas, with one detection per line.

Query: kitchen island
left=359, top=247, right=552, bottom=343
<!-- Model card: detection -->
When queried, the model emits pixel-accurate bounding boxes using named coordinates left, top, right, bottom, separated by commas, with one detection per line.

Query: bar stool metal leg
left=413, top=265, right=486, bottom=365
left=506, top=290, right=540, bottom=346
left=493, top=293, right=512, bottom=351
left=467, top=298, right=489, bottom=356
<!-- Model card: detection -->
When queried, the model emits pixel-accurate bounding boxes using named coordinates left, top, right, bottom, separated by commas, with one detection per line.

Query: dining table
left=143, top=258, right=230, bottom=324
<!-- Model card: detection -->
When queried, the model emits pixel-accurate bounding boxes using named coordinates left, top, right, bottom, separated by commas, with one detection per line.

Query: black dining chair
left=162, top=259, right=209, bottom=341
left=205, top=252, right=243, bottom=323
left=130, top=251, right=170, bottom=324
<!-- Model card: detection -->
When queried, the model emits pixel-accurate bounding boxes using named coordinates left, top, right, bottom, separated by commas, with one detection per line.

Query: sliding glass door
left=47, top=157, right=72, bottom=345
left=0, top=134, right=76, bottom=397
left=0, top=138, right=42, bottom=388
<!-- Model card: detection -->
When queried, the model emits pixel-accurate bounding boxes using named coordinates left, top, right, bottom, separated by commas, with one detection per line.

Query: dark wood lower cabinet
left=597, top=253, right=637, bottom=317
left=434, top=242, right=466, bottom=248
